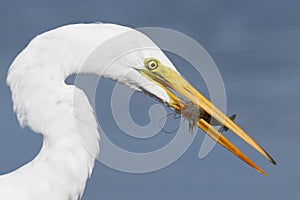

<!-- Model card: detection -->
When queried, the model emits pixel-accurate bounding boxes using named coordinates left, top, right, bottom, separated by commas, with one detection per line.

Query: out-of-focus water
left=0, top=1, right=299, bottom=200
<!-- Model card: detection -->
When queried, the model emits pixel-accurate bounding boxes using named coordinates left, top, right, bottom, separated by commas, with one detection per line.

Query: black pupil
left=151, top=62, right=156, bottom=68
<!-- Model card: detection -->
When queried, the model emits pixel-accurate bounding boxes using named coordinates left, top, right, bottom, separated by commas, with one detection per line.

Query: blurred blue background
left=0, top=0, right=299, bottom=199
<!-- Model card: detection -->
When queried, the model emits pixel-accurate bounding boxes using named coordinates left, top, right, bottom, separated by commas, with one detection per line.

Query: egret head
left=80, top=25, right=276, bottom=174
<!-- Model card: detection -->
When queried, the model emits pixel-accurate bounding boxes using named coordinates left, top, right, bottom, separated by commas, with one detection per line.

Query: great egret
left=0, top=23, right=276, bottom=200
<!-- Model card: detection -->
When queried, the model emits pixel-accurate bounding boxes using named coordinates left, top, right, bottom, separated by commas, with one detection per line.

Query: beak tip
left=256, top=168, right=268, bottom=176
left=270, top=158, right=277, bottom=166
left=263, top=148, right=277, bottom=166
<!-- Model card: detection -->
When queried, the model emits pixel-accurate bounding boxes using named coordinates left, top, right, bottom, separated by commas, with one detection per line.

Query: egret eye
left=147, top=60, right=158, bottom=70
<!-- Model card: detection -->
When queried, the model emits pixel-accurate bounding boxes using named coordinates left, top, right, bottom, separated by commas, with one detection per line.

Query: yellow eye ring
left=147, top=60, right=158, bottom=70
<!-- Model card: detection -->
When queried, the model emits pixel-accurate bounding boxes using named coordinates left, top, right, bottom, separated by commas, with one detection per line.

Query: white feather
left=1, top=23, right=176, bottom=200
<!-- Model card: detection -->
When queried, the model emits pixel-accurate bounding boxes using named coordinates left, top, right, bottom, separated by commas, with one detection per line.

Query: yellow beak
left=138, top=60, right=276, bottom=175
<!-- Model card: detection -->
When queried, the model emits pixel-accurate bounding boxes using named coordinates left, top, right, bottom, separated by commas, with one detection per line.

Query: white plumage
left=1, top=23, right=176, bottom=200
